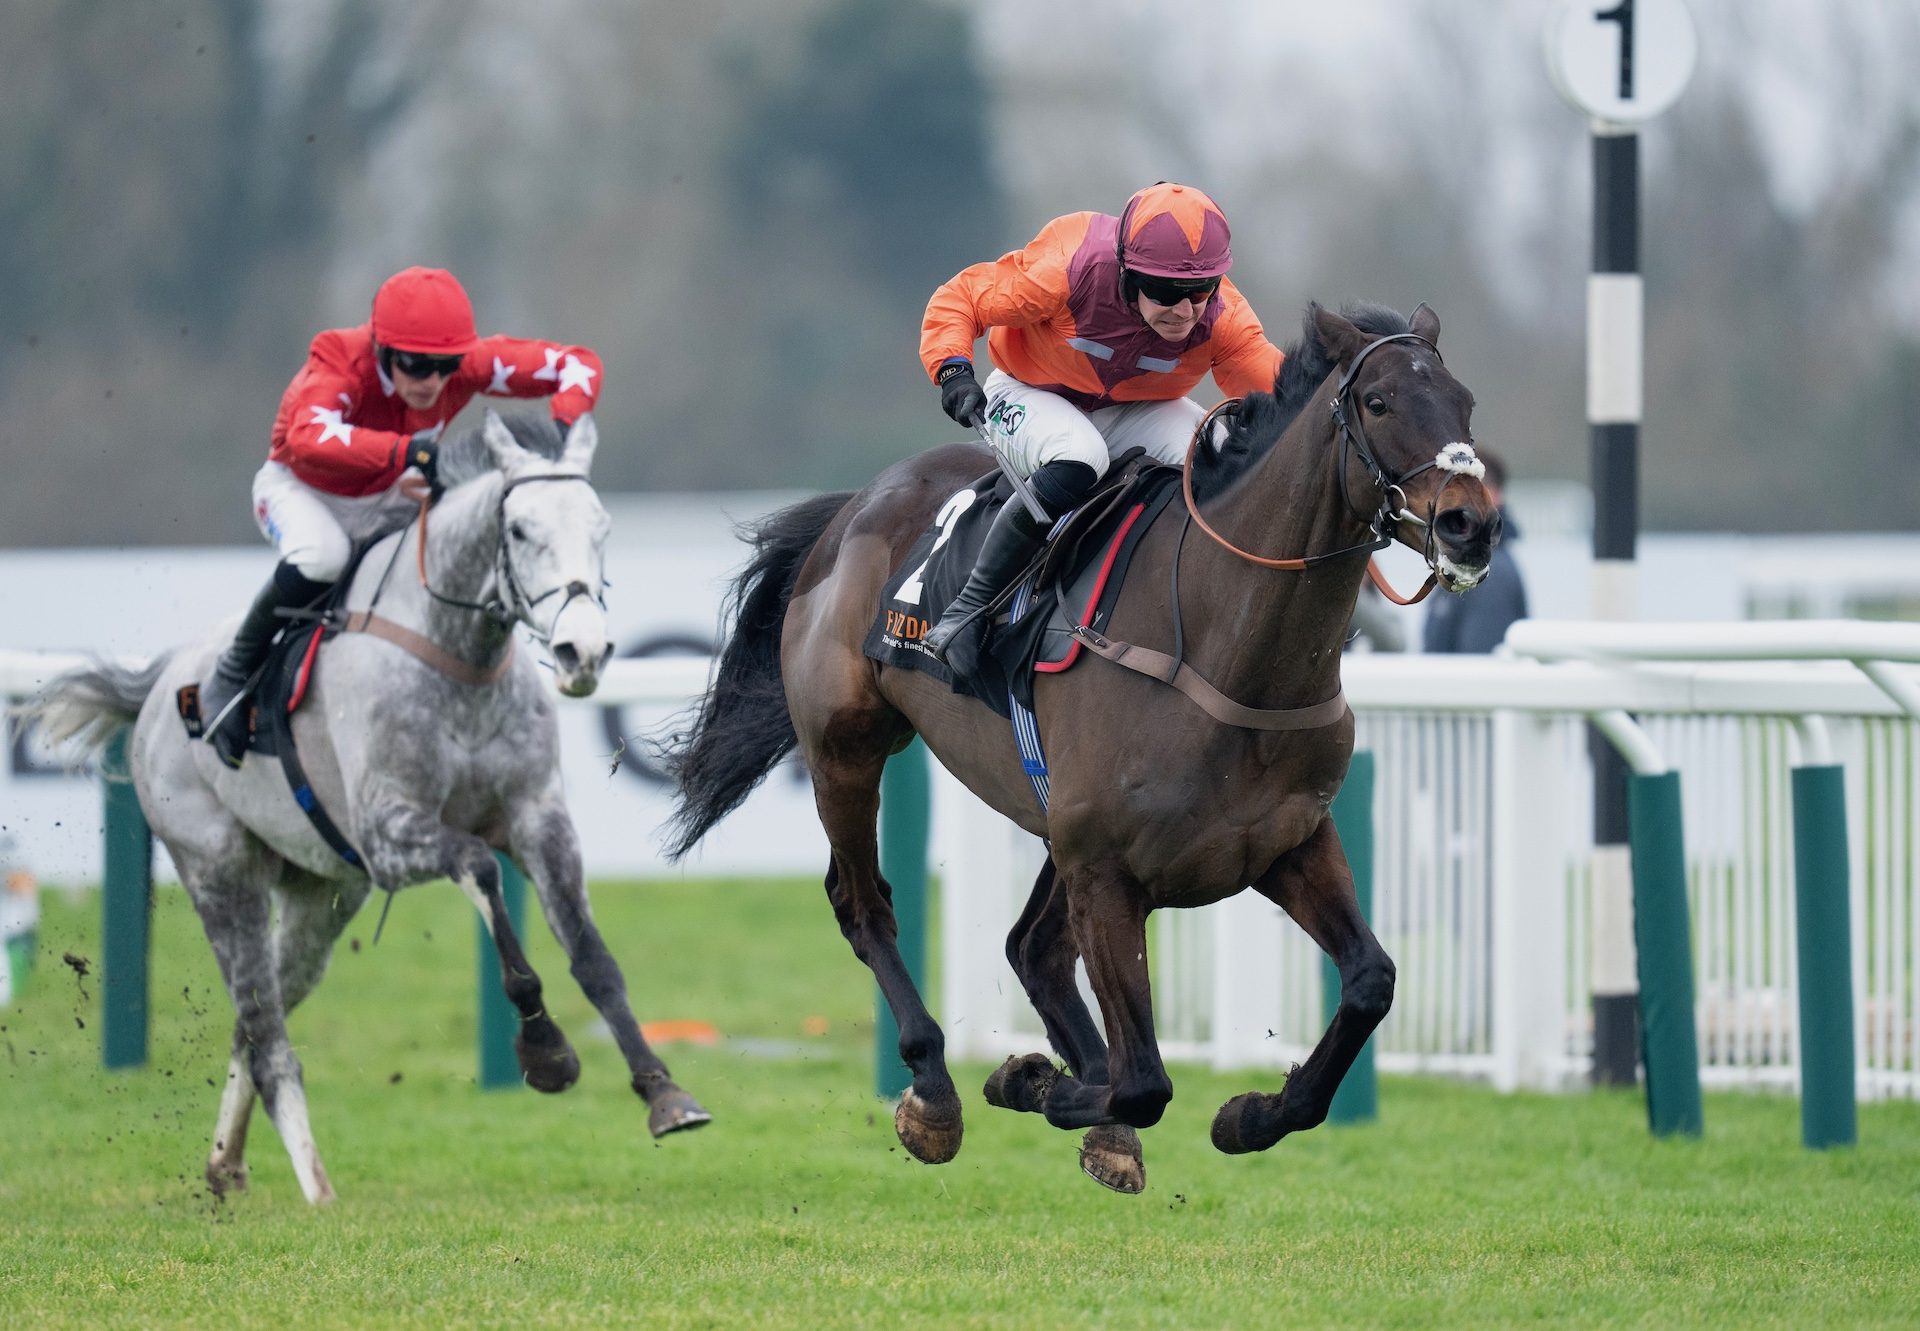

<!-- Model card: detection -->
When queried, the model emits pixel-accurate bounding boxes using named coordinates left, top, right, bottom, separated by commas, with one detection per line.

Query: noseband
left=1181, top=331, right=1481, bottom=604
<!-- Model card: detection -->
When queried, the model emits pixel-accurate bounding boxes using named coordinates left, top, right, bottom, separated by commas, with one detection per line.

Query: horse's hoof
left=517, top=1023, right=581, bottom=1094
left=1211, top=1091, right=1278, bottom=1154
left=205, top=1158, right=249, bottom=1197
left=646, top=1086, right=713, bottom=1138
left=981, top=1052, right=1058, bottom=1114
left=1080, top=1124, right=1145, bottom=1194
left=894, top=1086, right=963, bottom=1164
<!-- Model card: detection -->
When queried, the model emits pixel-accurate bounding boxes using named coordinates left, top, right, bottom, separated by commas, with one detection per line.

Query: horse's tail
left=16, top=653, right=172, bottom=759
left=661, top=490, right=855, bottom=861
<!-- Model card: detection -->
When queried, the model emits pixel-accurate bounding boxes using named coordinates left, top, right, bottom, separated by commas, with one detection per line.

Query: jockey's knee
left=1028, top=459, right=1099, bottom=516
left=283, top=535, right=350, bottom=584
left=273, top=558, right=336, bottom=599
left=1026, top=421, right=1109, bottom=480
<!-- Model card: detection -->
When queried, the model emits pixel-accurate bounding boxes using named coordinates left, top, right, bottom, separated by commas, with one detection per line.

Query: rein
left=1180, top=331, right=1480, bottom=606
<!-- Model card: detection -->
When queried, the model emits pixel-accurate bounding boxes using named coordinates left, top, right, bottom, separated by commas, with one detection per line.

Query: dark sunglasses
left=1133, top=274, right=1221, bottom=307
left=389, top=349, right=465, bottom=379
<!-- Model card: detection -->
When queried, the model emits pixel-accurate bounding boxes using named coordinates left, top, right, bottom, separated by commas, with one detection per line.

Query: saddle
left=175, top=565, right=354, bottom=757
left=862, top=452, right=1183, bottom=718
left=175, top=554, right=367, bottom=866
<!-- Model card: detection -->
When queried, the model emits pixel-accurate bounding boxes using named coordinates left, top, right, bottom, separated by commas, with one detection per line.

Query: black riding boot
left=201, top=560, right=333, bottom=769
left=921, top=500, right=1050, bottom=681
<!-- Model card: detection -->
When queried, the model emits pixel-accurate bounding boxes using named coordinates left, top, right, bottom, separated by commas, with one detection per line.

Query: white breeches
left=251, top=461, right=412, bottom=582
left=982, top=369, right=1207, bottom=479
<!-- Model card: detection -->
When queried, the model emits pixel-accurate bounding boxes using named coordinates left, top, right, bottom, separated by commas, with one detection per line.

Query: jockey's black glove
left=406, top=432, right=442, bottom=497
left=937, top=360, right=988, bottom=430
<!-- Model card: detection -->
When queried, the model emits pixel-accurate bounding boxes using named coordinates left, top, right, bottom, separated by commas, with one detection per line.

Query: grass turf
left=1, top=878, right=1916, bottom=1329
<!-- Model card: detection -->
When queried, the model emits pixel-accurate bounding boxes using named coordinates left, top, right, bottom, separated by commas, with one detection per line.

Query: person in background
left=198, top=266, right=605, bottom=768
left=1421, top=446, right=1526, bottom=653
left=917, top=182, right=1286, bottom=677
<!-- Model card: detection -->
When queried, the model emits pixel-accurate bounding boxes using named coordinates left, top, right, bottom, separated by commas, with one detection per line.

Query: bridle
left=401, top=471, right=607, bottom=645
left=1180, top=331, right=1484, bottom=605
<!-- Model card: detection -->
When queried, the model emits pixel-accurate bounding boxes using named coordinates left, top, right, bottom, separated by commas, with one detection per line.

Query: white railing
left=0, top=649, right=715, bottom=703
left=938, top=623, right=1920, bottom=1101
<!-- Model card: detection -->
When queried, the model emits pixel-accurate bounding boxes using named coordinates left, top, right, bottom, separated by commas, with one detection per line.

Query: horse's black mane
left=1193, top=302, right=1411, bottom=500
left=437, top=411, right=568, bottom=489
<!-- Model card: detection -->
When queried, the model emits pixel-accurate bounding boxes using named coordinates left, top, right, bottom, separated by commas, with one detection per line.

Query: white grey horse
left=26, top=411, right=709, bottom=1204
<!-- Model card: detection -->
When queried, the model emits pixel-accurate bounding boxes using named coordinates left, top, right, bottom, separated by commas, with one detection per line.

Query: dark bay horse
left=667, top=303, right=1496, bottom=1191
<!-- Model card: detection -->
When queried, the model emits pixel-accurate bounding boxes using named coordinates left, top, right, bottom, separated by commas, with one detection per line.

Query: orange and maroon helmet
left=370, top=266, right=479, bottom=355
left=1116, top=182, right=1233, bottom=281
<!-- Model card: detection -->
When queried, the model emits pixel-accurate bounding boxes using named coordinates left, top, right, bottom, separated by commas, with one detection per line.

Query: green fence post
left=101, top=728, right=152, bottom=1070
left=875, top=738, right=931, bottom=1099
left=477, top=851, right=529, bottom=1090
left=1791, top=763, right=1856, bottom=1149
left=1323, top=750, right=1378, bottom=1125
left=1627, top=770, right=1704, bottom=1137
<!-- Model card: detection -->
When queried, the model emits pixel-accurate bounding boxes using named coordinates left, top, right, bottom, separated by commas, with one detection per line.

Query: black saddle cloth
left=861, top=453, right=1182, bottom=718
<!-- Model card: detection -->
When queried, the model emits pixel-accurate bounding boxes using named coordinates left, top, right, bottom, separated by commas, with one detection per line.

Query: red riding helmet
left=1116, top=182, right=1233, bottom=280
left=370, top=266, right=479, bottom=354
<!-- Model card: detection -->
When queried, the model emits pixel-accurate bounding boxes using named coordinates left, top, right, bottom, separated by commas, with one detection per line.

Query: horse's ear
left=561, top=413, right=599, bottom=475
left=482, top=410, right=528, bottom=472
left=1409, top=302, right=1441, bottom=347
left=1311, top=302, right=1367, bottom=365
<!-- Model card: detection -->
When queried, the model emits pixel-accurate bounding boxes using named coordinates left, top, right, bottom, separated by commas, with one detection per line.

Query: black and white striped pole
left=1547, top=0, right=1696, bottom=1087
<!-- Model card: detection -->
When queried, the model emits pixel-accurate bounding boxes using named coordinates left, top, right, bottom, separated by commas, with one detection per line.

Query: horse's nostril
left=1435, top=507, right=1480, bottom=544
left=553, top=643, right=581, bottom=674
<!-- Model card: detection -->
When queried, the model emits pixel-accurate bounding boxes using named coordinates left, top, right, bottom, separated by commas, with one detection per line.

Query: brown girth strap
left=338, top=611, right=516, bottom=687
left=1069, top=627, right=1348, bottom=732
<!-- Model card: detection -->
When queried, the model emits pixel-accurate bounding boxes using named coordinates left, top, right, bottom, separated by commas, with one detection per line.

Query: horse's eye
left=1365, top=395, right=1388, bottom=417
left=508, top=522, right=528, bottom=541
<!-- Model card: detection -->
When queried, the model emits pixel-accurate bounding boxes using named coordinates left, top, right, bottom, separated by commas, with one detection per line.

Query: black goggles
left=389, top=349, right=465, bottom=379
left=1131, top=273, right=1221, bottom=307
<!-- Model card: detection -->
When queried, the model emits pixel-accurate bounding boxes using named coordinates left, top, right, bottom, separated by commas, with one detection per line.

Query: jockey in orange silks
left=917, top=183, right=1286, bottom=671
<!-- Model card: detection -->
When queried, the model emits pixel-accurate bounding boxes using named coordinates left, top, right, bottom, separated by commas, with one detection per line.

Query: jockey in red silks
left=916, top=182, right=1286, bottom=674
left=199, top=265, right=605, bottom=768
